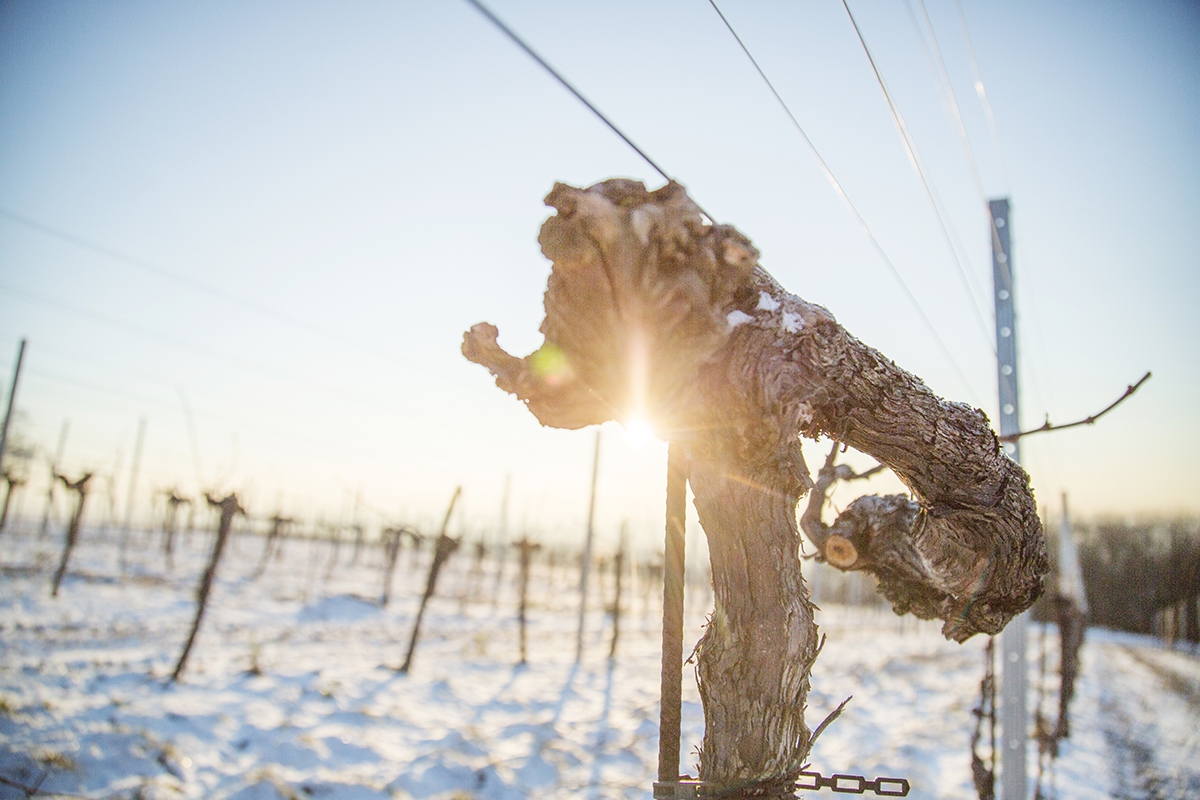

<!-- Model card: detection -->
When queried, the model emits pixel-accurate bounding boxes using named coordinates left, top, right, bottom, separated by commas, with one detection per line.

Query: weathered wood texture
left=463, top=179, right=1047, bottom=789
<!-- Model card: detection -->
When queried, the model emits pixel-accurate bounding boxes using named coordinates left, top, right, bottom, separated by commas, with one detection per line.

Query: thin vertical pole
left=120, top=418, right=147, bottom=565
left=0, top=339, right=27, bottom=471
left=575, top=429, right=602, bottom=663
left=499, top=472, right=511, bottom=541
left=491, top=473, right=512, bottom=608
left=609, top=520, right=628, bottom=660
left=516, top=537, right=539, bottom=665
left=657, top=443, right=687, bottom=785
left=379, top=527, right=403, bottom=606
left=1058, top=493, right=1087, bottom=614
left=992, top=198, right=1027, bottom=800
left=0, top=474, right=21, bottom=533
left=40, top=421, right=69, bottom=538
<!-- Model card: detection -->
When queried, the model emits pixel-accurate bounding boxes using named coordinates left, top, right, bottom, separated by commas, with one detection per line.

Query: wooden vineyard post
left=576, top=428, right=602, bottom=663
left=490, top=535, right=508, bottom=609
left=514, top=536, right=541, bottom=665
left=406, top=530, right=427, bottom=573
left=491, top=472, right=511, bottom=609
left=170, top=492, right=244, bottom=682
left=461, top=540, right=487, bottom=611
left=118, top=417, right=147, bottom=573
left=39, top=421, right=69, bottom=539
left=351, top=523, right=365, bottom=565
left=609, top=522, right=628, bottom=660
left=183, top=502, right=196, bottom=548
left=161, top=489, right=191, bottom=571
left=50, top=472, right=93, bottom=597
left=0, top=468, right=26, bottom=535
left=398, top=487, right=462, bottom=674
left=253, top=513, right=294, bottom=579
left=1052, top=493, right=1086, bottom=742
left=323, top=524, right=343, bottom=580
left=463, top=180, right=1047, bottom=794
left=379, top=526, right=411, bottom=607
left=0, top=339, right=26, bottom=473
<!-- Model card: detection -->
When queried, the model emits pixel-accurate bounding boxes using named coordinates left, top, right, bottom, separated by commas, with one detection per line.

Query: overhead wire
left=0, top=280, right=431, bottom=420
left=903, top=0, right=993, bottom=303
left=902, top=1, right=1056, bottom=431
left=947, top=3, right=1062, bottom=429
left=704, top=0, right=982, bottom=402
left=7, top=0, right=693, bottom=526
left=904, top=2, right=1061, bottom=429
left=838, top=0, right=994, bottom=355
left=0, top=210, right=344, bottom=351
left=461, top=0, right=684, bottom=198
left=902, top=3, right=1072, bottom=433
left=945, top=2, right=1065, bottom=490
left=465, top=0, right=987, bottom=400
left=1, top=294, right=473, bottom=513
left=0, top=208, right=463, bottom=387
left=467, top=0, right=994, bottom=402
left=953, top=0, right=1010, bottom=193
left=21, top=364, right=418, bottom=478
left=904, top=1, right=1052, bottom=417
left=905, top=0, right=988, bottom=203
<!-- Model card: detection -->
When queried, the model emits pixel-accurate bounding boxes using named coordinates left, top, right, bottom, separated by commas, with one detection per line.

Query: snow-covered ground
left=1, top=522, right=1197, bottom=799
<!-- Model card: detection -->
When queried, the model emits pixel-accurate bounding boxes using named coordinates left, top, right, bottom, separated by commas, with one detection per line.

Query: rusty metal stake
left=656, top=442, right=687, bottom=789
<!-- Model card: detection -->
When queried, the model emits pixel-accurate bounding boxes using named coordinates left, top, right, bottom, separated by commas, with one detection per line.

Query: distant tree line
left=1074, top=517, right=1199, bottom=637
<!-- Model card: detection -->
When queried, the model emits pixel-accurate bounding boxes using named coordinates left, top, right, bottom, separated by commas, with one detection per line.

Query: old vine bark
left=463, top=179, right=1047, bottom=792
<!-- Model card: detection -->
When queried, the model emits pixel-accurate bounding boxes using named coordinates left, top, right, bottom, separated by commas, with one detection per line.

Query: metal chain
left=796, top=770, right=910, bottom=796
left=654, top=771, right=910, bottom=798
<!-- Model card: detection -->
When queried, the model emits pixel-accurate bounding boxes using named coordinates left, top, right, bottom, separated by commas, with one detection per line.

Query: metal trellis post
left=992, top=198, right=1028, bottom=800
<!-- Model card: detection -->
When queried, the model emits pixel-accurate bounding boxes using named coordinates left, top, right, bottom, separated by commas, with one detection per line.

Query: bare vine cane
left=161, top=488, right=191, bottom=571
left=514, top=537, right=541, bottom=666
left=50, top=471, right=93, bottom=597
left=998, top=372, right=1150, bottom=443
left=170, top=492, right=245, bottom=682
left=463, top=179, right=1047, bottom=791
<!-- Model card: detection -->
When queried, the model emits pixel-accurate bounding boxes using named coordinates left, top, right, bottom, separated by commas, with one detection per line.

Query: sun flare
left=622, top=417, right=657, bottom=448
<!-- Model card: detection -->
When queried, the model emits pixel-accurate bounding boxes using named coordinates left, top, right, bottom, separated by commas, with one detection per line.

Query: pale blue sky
left=1, top=0, right=1197, bottom=545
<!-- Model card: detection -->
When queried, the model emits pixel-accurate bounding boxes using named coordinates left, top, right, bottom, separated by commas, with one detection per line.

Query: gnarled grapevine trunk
left=463, top=179, right=1047, bottom=792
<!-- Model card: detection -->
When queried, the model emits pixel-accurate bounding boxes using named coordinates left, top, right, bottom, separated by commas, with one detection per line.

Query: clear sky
left=1, top=0, right=1197, bottom=549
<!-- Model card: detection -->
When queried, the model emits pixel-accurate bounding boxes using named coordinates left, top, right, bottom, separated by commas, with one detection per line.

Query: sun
left=622, top=416, right=657, bottom=448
